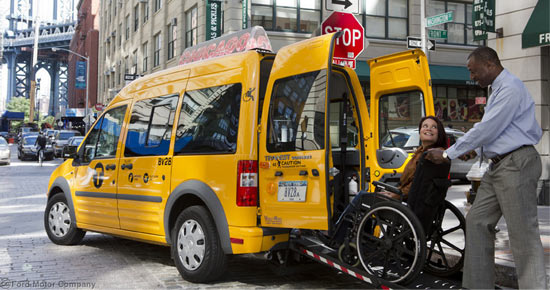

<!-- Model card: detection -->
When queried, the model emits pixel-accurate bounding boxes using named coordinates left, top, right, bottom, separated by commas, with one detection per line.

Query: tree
left=6, top=97, right=30, bottom=121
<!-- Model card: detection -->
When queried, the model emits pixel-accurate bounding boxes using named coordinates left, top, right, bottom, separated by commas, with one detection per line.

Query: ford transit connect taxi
left=44, top=26, right=434, bottom=283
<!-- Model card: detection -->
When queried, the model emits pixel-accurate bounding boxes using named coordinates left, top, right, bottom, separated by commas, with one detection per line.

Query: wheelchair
left=315, top=179, right=466, bottom=285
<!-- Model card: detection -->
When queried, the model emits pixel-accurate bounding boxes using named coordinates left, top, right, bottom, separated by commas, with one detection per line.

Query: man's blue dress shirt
left=446, top=69, right=542, bottom=159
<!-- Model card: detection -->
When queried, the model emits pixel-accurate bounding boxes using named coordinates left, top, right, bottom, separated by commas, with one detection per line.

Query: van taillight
left=237, top=160, right=258, bottom=206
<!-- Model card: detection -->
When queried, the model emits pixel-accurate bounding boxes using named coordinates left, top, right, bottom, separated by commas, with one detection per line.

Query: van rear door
left=258, top=33, right=340, bottom=230
left=367, top=49, right=434, bottom=189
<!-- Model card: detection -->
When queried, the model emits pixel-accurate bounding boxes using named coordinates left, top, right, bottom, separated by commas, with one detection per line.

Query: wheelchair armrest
left=372, top=181, right=403, bottom=196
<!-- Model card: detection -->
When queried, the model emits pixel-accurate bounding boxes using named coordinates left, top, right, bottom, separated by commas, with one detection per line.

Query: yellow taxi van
left=44, top=26, right=434, bottom=282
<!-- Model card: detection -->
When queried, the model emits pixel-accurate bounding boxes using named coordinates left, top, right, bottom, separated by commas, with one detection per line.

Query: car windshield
left=47, top=131, right=56, bottom=136
left=0, top=138, right=7, bottom=145
left=25, top=137, right=37, bottom=145
left=381, top=130, right=420, bottom=151
left=71, top=137, right=84, bottom=146
left=59, top=132, right=77, bottom=140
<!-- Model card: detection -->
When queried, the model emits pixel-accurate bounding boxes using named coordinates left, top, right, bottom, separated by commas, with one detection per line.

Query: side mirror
left=376, top=147, right=409, bottom=169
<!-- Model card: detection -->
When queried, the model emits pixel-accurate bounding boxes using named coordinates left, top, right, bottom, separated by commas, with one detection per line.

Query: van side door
left=117, top=94, right=180, bottom=236
left=367, top=49, right=435, bottom=189
left=258, top=33, right=340, bottom=230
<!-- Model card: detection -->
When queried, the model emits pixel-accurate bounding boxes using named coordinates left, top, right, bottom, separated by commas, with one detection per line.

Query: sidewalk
left=445, top=184, right=550, bottom=289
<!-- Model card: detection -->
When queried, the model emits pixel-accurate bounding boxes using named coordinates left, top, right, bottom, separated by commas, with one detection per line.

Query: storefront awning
left=522, top=0, right=550, bottom=49
left=1, top=111, right=25, bottom=121
left=354, top=62, right=475, bottom=86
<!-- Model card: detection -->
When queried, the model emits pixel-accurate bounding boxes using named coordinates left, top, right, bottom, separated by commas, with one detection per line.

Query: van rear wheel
left=171, top=206, right=227, bottom=283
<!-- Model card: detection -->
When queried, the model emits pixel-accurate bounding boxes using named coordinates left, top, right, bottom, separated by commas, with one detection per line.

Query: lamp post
left=51, top=47, right=90, bottom=132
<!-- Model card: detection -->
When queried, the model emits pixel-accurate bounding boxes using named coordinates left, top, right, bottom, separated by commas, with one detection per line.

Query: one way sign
left=407, top=36, right=436, bottom=51
left=326, top=0, right=359, bottom=14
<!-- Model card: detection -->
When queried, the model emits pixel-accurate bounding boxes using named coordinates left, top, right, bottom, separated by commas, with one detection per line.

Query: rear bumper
left=228, top=226, right=290, bottom=254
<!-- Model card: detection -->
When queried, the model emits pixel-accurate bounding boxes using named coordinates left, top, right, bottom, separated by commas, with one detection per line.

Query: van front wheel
left=171, top=206, right=227, bottom=283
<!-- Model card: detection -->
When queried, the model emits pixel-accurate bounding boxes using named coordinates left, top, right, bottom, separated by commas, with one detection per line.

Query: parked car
left=45, top=129, right=58, bottom=141
left=62, top=136, right=84, bottom=160
left=0, top=137, right=10, bottom=165
left=17, top=135, right=54, bottom=161
left=0, top=131, right=9, bottom=138
left=380, top=127, right=478, bottom=181
left=52, top=130, right=81, bottom=157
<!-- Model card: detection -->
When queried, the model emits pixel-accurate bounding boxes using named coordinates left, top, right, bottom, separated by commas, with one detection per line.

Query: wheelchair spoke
left=436, top=241, right=450, bottom=268
left=440, top=238, right=464, bottom=253
left=441, top=225, right=462, bottom=236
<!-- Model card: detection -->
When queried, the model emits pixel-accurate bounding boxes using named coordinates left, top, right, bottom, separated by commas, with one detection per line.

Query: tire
left=424, top=200, right=465, bottom=277
left=17, top=150, right=21, bottom=160
left=171, top=206, right=227, bottom=283
left=356, top=201, right=426, bottom=285
left=44, top=193, right=85, bottom=245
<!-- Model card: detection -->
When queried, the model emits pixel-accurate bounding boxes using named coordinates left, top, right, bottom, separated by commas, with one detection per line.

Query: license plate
left=278, top=181, right=307, bottom=202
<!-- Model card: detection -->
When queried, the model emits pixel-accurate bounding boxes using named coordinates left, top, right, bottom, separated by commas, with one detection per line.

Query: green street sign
left=428, top=29, right=448, bottom=39
left=427, top=11, right=453, bottom=27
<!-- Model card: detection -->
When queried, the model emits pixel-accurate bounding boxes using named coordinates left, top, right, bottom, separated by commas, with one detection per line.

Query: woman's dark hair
left=418, top=116, right=447, bottom=149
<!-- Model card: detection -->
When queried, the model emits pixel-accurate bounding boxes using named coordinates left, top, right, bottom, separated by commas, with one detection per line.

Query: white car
left=381, top=127, right=478, bottom=181
left=0, top=137, right=10, bottom=165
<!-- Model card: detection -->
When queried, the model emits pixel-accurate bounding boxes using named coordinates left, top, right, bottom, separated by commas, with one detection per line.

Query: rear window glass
left=174, top=83, right=241, bottom=154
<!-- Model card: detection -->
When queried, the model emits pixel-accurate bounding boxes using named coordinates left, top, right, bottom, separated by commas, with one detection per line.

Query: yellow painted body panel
left=227, top=226, right=289, bottom=254
left=259, top=33, right=336, bottom=230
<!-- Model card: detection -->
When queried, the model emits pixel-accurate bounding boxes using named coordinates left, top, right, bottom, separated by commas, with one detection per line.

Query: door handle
left=299, top=170, right=308, bottom=176
left=275, top=171, right=283, bottom=177
left=105, top=164, right=116, bottom=171
left=121, top=163, right=133, bottom=170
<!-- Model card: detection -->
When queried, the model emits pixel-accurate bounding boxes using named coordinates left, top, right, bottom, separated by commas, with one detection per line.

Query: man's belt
left=490, top=145, right=530, bottom=165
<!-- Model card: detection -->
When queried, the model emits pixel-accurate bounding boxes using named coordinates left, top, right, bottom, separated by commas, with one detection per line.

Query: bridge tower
left=2, top=0, right=75, bottom=117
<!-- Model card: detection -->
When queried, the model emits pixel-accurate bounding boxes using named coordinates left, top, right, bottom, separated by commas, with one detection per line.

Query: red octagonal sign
left=322, top=12, right=365, bottom=69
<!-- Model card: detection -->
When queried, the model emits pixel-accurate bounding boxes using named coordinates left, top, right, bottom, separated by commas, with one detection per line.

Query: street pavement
left=0, top=144, right=548, bottom=289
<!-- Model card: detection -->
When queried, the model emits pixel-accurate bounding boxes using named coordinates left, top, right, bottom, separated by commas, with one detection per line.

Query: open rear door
left=258, top=33, right=340, bottom=230
left=367, top=49, right=435, bottom=188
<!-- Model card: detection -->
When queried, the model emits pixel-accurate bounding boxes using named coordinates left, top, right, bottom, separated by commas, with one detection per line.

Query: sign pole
left=420, top=0, right=428, bottom=61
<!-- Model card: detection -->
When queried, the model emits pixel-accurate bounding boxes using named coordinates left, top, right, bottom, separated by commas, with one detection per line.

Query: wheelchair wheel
left=424, top=200, right=466, bottom=277
left=356, top=201, right=426, bottom=285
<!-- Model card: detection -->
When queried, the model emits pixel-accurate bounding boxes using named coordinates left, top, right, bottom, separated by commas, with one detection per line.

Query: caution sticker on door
left=278, top=181, right=307, bottom=202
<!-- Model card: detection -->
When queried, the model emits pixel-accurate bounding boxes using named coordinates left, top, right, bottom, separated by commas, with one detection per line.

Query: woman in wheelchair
left=378, top=116, right=451, bottom=236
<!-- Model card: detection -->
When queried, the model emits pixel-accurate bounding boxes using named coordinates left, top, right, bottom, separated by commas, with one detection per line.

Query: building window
left=154, top=0, right=162, bottom=12
left=124, top=56, right=129, bottom=74
left=167, top=23, right=176, bottom=60
left=143, top=1, right=149, bottom=23
left=118, top=23, right=122, bottom=46
left=125, top=15, right=130, bottom=40
left=134, top=5, right=139, bottom=31
left=432, top=85, right=487, bottom=129
left=185, top=6, right=198, bottom=48
left=142, top=42, right=148, bottom=72
left=428, top=1, right=482, bottom=46
left=362, top=0, right=408, bottom=40
left=250, top=0, right=321, bottom=33
left=154, top=33, right=161, bottom=67
left=132, top=50, right=138, bottom=74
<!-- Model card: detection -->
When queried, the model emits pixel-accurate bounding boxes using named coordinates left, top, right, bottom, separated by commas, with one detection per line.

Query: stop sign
left=321, top=12, right=365, bottom=67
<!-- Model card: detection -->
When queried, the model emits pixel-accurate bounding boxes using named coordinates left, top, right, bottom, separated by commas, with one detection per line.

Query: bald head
left=466, top=47, right=504, bottom=88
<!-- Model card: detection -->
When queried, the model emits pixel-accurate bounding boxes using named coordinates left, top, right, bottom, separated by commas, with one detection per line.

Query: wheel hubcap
left=177, top=219, right=205, bottom=271
left=48, top=202, right=71, bottom=237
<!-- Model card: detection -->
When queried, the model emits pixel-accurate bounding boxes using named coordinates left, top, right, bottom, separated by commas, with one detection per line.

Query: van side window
left=174, top=83, right=241, bottom=154
left=81, top=105, right=127, bottom=163
left=124, top=95, right=179, bottom=157
left=267, top=70, right=326, bottom=152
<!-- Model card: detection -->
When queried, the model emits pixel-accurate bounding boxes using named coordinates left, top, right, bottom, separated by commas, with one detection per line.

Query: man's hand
left=458, top=150, right=477, bottom=161
left=425, top=148, right=450, bottom=164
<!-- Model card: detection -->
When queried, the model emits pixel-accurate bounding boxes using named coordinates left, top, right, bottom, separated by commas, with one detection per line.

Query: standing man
left=426, top=47, right=546, bottom=289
